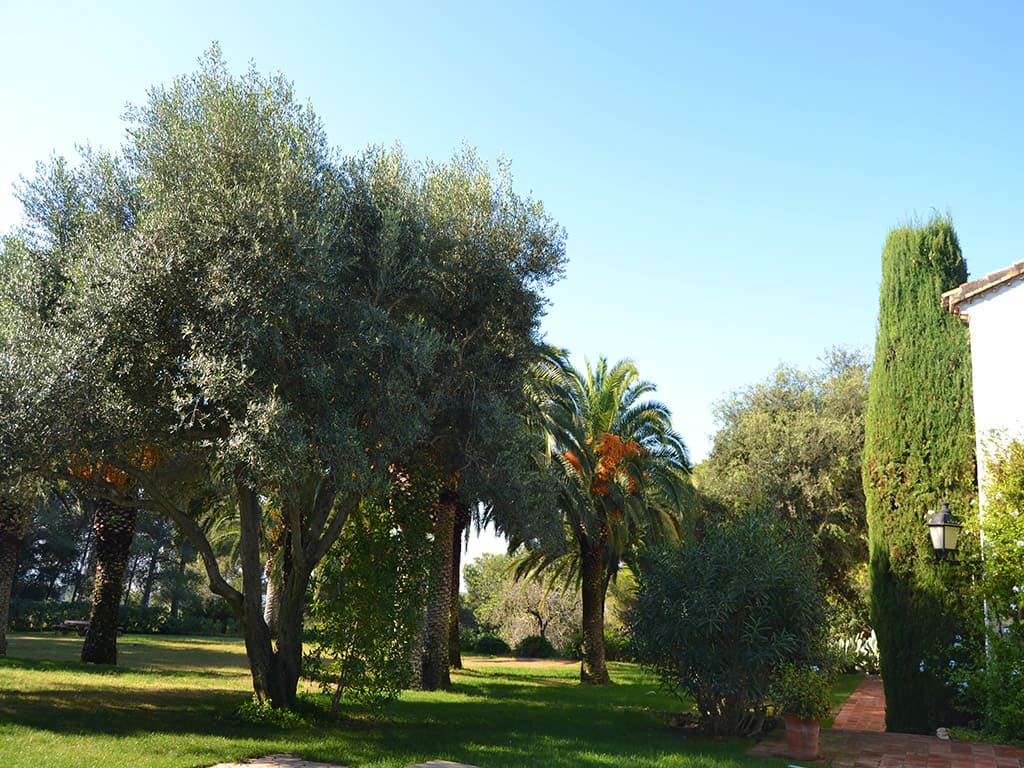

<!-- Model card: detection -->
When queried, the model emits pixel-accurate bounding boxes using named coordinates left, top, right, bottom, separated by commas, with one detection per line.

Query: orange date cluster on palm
left=564, top=432, right=644, bottom=498
left=69, top=445, right=163, bottom=492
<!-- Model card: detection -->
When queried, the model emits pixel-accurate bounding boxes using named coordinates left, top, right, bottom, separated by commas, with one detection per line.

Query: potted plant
left=770, top=662, right=834, bottom=760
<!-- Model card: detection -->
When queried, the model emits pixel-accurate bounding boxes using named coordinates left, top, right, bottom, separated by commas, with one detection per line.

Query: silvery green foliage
left=0, top=46, right=565, bottom=706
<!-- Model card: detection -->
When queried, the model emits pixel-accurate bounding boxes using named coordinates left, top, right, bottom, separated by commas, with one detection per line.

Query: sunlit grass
left=0, top=633, right=793, bottom=768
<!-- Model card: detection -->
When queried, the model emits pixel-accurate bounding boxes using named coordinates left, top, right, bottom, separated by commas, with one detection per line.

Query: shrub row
left=6, top=598, right=241, bottom=636
left=460, top=628, right=635, bottom=661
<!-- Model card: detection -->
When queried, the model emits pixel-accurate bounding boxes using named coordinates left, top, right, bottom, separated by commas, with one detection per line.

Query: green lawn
left=0, top=633, right=795, bottom=768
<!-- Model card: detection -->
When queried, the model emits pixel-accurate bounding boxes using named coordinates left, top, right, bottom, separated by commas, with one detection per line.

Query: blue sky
left=2, top=3, right=1020, bottom=523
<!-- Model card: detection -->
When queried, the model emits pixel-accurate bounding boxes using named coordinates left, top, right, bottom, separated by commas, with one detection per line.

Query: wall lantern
left=927, top=501, right=961, bottom=559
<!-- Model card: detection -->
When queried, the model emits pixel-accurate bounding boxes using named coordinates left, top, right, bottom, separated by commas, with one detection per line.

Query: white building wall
left=964, top=279, right=1024, bottom=521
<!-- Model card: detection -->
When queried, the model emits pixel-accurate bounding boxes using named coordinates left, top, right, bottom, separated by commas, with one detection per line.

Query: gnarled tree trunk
left=233, top=479, right=344, bottom=708
left=236, top=481, right=301, bottom=707
left=82, top=500, right=137, bottom=664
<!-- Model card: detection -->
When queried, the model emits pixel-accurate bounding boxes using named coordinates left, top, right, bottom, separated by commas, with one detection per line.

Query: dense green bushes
left=630, top=509, right=825, bottom=738
left=305, top=497, right=432, bottom=710
left=469, top=634, right=512, bottom=655
left=952, top=439, right=1024, bottom=741
left=7, top=599, right=90, bottom=630
left=7, top=598, right=240, bottom=635
left=513, top=635, right=557, bottom=659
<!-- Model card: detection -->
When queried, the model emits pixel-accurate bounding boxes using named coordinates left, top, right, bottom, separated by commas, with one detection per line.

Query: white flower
left=919, top=660, right=926, bottom=672
left=949, top=659, right=957, bottom=669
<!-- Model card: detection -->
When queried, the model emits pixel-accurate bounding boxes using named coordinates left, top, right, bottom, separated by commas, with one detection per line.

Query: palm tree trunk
left=448, top=501, right=470, bottom=670
left=263, top=571, right=281, bottom=641
left=411, top=490, right=457, bottom=690
left=0, top=495, right=32, bottom=656
left=82, top=500, right=137, bottom=664
left=0, top=502, right=30, bottom=657
left=579, top=540, right=610, bottom=684
left=0, top=528, right=18, bottom=657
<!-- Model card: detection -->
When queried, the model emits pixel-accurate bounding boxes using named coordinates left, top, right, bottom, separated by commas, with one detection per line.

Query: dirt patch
left=461, top=656, right=577, bottom=669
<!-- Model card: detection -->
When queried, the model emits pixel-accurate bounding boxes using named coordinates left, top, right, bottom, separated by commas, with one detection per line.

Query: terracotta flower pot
left=783, top=712, right=820, bottom=760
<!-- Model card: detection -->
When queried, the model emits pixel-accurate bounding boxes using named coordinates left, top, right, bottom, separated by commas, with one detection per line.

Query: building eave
left=942, top=259, right=1024, bottom=321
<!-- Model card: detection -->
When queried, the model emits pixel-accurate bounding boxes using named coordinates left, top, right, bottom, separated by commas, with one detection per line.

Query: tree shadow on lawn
left=0, top=683, right=259, bottom=738
left=0, top=655, right=244, bottom=680
left=453, top=667, right=576, bottom=689
left=330, top=693, right=772, bottom=768
left=7, top=633, right=249, bottom=677
left=335, top=675, right=768, bottom=768
left=0, top=686, right=778, bottom=768
left=0, top=652, right=776, bottom=768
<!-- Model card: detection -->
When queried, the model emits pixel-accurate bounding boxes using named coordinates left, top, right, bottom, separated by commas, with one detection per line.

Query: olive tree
left=0, top=49, right=564, bottom=707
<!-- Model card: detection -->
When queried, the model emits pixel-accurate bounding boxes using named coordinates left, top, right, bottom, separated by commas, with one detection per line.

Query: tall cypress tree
left=862, top=215, right=977, bottom=733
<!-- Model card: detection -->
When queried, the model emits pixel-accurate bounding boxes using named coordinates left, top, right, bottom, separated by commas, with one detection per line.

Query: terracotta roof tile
left=942, top=259, right=1024, bottom=318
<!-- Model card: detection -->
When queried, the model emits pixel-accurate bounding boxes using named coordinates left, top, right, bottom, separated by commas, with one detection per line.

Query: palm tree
left=523, top=353, right=692, bottom=684
left=0, top=489, right=34, bottom=657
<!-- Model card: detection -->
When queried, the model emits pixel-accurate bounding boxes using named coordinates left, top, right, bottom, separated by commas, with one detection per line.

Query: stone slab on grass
left=208, top=755, right=346, bottom=768
left=208, top=755, right=480, bottom=768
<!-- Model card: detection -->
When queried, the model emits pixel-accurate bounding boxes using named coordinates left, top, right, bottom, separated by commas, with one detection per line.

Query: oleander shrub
left=631, top=509, right=825, bottom=738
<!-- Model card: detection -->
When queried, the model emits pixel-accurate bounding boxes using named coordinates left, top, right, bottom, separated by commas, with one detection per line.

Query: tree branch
left=310, top=490, right=359, bottom=565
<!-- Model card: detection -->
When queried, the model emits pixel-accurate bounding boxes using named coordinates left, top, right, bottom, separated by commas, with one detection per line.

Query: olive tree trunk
left=236, top=482, right=306, bottom=707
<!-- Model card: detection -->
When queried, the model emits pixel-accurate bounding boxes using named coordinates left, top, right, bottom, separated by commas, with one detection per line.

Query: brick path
left=832, top=674, right=886, bottom=732
left=749, top=675, right=1024, bottom=767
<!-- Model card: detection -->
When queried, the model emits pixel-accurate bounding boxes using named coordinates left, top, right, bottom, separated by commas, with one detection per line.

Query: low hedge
left=6, top=598, right=240, bottom=636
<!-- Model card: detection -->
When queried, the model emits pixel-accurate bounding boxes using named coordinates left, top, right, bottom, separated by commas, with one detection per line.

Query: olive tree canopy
left=0, top=47, right=565, bottom=707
